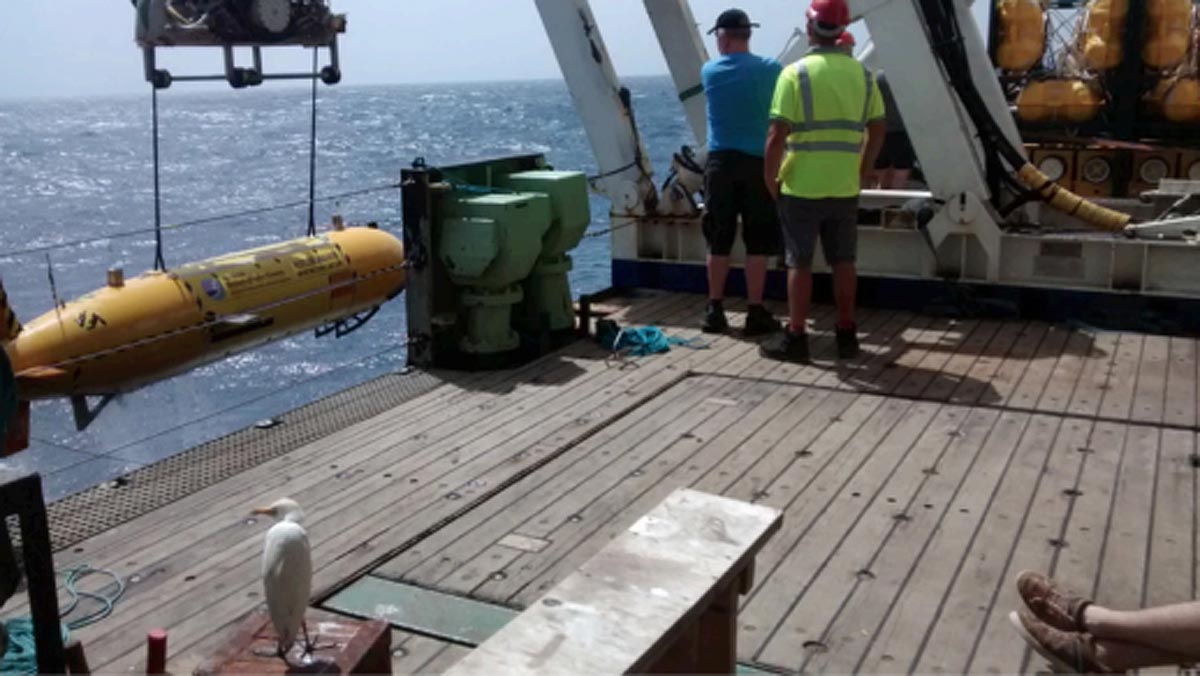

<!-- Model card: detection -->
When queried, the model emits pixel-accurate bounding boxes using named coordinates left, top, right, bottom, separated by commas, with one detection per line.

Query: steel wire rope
left=2, top=183, right=401, bottom=261
left=306, top=46, right=320, bottom=237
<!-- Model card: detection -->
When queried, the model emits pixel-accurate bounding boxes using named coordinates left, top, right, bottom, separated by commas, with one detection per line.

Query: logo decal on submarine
left=0, top=226, right=405, bottom=444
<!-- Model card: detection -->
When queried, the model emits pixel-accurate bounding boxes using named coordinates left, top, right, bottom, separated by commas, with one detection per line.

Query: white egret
left=251, top=498, right=313, bottom=665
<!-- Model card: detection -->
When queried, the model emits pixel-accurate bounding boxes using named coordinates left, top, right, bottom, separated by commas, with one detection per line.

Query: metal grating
left=17, top=368, right=444, bottom=553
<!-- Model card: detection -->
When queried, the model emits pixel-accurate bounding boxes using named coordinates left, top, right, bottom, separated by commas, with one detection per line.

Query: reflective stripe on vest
left=786, top=60, right=874, bottom=149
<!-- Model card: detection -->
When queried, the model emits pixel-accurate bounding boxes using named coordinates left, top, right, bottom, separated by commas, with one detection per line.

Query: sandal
left=1017, top=570, right=1092, bottom=633
left=1009, top=609, right=1117, bottom=674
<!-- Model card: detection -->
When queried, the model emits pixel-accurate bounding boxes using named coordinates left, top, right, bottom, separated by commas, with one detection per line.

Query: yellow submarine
left=1, top=223, right=405, bottom=433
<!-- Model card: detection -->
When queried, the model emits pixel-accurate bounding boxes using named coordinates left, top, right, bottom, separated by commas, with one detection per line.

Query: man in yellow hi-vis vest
left=761, top=0, right=886, bottom=363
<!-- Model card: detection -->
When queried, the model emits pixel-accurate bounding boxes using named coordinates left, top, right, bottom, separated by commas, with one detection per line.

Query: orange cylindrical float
left=996, top=0, right=1046, bottom=73
left=1143, top=0, right=1193, bottom=70
left=1017, top=79, right=1105, bottom=123
left=1147, top=77, right=1200, bottom=122
left=1079, top=0, right=1128, bottom=71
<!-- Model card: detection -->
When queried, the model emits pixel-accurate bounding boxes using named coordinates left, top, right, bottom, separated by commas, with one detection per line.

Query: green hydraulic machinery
left=402, top=155, right=591, bottom=370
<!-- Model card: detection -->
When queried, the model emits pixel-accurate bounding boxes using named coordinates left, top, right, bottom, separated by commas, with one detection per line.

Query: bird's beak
left=250, top=507, right=273, bottom=516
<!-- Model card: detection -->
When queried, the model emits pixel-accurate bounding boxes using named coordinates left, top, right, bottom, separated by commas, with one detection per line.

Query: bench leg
left=696, top=582, right=739, bottom=674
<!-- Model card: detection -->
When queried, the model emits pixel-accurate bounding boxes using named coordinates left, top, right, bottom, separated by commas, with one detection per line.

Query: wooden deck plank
left=851, top=411, right=1032, bottom=674
left=1164, top=337, right=1198, bottom=428
left=1007, top=324, right=1071, bottom=411
left=983, top=323, right=1048, bottom=407
left=773, top=407, right=1003, bottom=672
left=890, top=319, right=981, bottom=400
left=921, top=320, right=1002, bottom=402
left=738, top=401, right=953, bottom=660
left=370, top=353, right=766, bottom=587
left=1146, top=428, right=1195, bottom=607
left=735, top=306, right=837, bottom=381
left=1099, top=333, right=1144, bottom=422
left=690, top=388, right=832, bottom=498
left=720, top=391, right=863, bottom=505
left=812, top=311, right=915, bottom=392
left=1132, top=335, right=1170, bottom=425
left=1065, top=331, right=1120, bottom=419
left=863, top=318, right=959, bottom=396
left=948, top=320, right=1026, bottom=406
left=80, top=313, right=753, bottom=669
left=1036, top=331, right=1096, bottom=414
left=44, top=291, right=703, bottom=572
left=471, top=380, right=787, bottom=605
left=1093, top=425, right=1156, bottom=611
left=398, top=376, right=748, bottom=587
left=921, top=415, right=1087, bottom=675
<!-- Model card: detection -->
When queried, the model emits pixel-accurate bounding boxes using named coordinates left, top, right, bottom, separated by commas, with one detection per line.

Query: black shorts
left=777, top=196, right=859, bottom=268
left=874, top=131, right=916, bottom=171
left=702, top=151, right=781, bottom=256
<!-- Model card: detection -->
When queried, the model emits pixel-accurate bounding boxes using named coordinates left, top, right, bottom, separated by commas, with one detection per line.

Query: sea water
left=0, top=77, right=693, bottom=499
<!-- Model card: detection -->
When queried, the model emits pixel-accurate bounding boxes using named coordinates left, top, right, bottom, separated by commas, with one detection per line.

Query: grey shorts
left=777, top=196, right=859, bottom=268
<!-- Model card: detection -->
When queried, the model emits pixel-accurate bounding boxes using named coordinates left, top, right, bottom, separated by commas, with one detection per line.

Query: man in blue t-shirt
left=700, top=9, right=782, bottom=336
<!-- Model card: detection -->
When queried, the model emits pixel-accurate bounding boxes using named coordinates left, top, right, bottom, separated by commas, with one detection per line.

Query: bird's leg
left=301, top=620, right=317, bottom=656
left=275, top=642, right=294, bottom=669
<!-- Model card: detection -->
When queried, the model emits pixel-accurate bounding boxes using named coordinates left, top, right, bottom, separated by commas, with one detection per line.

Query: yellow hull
left=4, top=226, right=405, bottom=399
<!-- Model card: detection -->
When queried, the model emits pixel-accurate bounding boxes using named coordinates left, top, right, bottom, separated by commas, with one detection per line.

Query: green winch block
left=324, top=575, right=779, bottom=673
left=439, top=217, right=500, bottom=280
left=495, top=170, right=590, bottom=255
left=440, top=192, right=551, bottom=289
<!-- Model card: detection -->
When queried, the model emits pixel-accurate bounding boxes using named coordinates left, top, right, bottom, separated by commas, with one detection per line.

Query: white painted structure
left=533, top=0, right=1200, bottom=303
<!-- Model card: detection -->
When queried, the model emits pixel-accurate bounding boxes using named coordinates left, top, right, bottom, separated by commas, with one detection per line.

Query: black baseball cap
left=707, top=9, right=759, bottom=34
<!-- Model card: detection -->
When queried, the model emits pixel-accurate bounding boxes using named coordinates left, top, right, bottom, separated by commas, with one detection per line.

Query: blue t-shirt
left=702, top=52, right=782, bottom=157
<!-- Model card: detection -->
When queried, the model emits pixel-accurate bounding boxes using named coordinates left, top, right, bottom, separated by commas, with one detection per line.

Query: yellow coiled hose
left=1017, top=164, right=1132, bottom=231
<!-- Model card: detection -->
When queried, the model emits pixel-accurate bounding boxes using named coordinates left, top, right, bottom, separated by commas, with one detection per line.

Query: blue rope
left=598, top=324, right=710, bottom=357
left=0, top=565, right=124, bottom=675
left=0, top=619, right=68, bottom=676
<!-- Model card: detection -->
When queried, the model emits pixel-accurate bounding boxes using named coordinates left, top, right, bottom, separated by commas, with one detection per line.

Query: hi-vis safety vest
left=770, top=49, right=885, bottom=199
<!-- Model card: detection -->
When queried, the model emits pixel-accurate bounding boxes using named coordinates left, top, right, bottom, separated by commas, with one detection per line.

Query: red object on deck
left=193, top=610, right=391, bottom=676
left=147, top=628, right=168, bottom=675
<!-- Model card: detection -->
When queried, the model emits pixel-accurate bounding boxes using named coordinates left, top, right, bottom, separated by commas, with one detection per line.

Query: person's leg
left=740, top=155, right=782, bottom=335
left=1090, top=637, right=1194, bottom=671
left=1084, top=601, right=1200, bottom=660
left=833, top=262, right=857, bottom=327
left=788, top=266, right=813, bottom=334
left=702, top=153, right=738, bottom=332
left=760, top=196, right=814, bottom=362
left=707, top=255, right=731, bottom=302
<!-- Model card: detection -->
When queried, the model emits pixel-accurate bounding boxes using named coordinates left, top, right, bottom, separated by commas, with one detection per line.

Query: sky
left=0, top=1, right=991, bottom=101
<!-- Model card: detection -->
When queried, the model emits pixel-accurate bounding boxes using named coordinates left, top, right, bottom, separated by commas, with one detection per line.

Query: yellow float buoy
left=1144, top=0, right=1192, bottom=70
left=996, top=0, right=1046, bottom=73
left=1017, top=80, right=1105, bottom=123
left=1079, top=0, right=1128, bottom=71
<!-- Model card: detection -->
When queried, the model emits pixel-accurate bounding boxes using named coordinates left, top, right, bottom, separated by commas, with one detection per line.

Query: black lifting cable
left=151, top=86, right=167, bottom=271
left=306, top=46, right=320, bottom=238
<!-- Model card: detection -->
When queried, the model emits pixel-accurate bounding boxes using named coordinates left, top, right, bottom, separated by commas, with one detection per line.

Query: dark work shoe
left=836, top=324, right=860, bottom=360
left=743, top=304, right=781, bottom=337
left=759, top=329, right=809, bottom=363
left=702, top=301, right=729, bottom=334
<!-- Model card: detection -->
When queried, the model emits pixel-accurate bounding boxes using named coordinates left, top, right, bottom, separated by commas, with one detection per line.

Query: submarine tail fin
left=0, top=278, right=21, bottom=344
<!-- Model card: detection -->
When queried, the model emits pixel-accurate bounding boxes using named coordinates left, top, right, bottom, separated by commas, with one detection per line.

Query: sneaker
left=702, top=301, right=729, bottom=334
left=1016, top=570, right=1092, bottom=633
left=836, top=324, right=860, bottom=360
left=743, top=304, right=781, bottom=337
left=759, top=329, right=809, bottom=363
left=1008, top=609, right=1116, bottom=674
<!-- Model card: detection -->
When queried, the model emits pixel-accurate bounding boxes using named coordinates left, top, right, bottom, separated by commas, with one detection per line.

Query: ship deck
left=10, top=290, right=1200, bottom=674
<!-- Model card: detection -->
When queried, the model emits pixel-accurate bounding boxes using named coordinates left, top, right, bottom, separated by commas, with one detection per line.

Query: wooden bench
left=443, top=488, right=781, bottom=675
